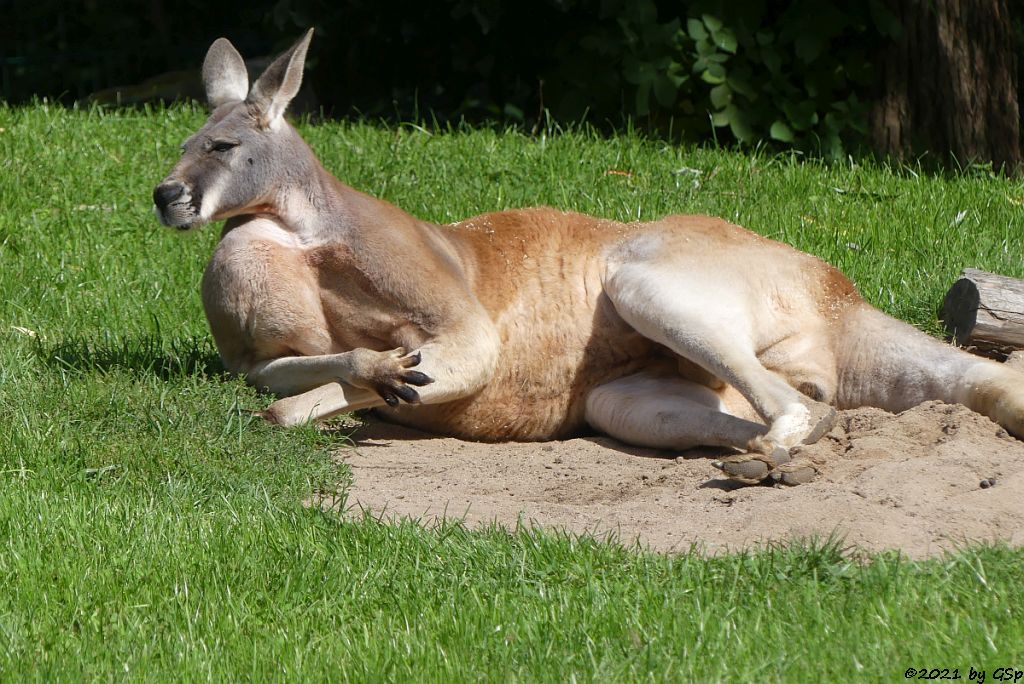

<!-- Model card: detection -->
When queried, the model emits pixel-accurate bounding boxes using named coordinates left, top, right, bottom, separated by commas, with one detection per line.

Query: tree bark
left=870, top=0, right=1021, bottom=172
left=941, top=268, right=1024, bottom=358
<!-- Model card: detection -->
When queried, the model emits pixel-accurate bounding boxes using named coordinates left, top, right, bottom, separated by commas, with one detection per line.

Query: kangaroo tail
left=835, top=303, right=1024, bottom=438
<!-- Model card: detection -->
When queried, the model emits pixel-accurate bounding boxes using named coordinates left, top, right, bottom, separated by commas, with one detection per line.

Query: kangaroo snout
left=153, top=179, right=200, bottom=229
left=153, top=181, right=186, bottom=210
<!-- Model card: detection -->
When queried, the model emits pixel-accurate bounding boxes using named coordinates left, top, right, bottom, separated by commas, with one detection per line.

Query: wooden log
left=941, top=268, right=1024, bottom=358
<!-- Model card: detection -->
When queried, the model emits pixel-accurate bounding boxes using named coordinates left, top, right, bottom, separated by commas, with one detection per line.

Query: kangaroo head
left=153, top=30, right=313, bottom=230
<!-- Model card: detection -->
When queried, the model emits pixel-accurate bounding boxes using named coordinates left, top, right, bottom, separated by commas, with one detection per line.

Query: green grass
left=1, top=103, right=1023, bottom=681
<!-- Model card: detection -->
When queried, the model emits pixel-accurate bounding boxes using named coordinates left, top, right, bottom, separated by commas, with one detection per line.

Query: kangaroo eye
left=211, top=140, right=238, bottom=153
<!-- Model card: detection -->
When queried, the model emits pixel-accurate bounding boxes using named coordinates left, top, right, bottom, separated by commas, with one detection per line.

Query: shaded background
left=3, top=0, right=1023, bottom=168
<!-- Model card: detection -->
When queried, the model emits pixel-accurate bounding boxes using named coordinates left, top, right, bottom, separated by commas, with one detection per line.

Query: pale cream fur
left=152, top=32, right=1024, bottom=484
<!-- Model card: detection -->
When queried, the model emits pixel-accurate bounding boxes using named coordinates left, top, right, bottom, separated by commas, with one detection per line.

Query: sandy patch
left=320, top=401, right=1024, bottom=558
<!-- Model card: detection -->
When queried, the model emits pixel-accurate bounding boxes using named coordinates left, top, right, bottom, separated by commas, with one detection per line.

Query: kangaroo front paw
left=347, top=347, right=434, bottom=407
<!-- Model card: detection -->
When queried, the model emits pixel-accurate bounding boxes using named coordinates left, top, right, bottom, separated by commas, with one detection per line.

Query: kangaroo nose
left=153, top=181, right=186, bottom=210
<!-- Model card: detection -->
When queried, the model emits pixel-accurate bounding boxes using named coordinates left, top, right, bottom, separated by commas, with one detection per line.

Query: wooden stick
left=941, top=268, right=1024, bottom=358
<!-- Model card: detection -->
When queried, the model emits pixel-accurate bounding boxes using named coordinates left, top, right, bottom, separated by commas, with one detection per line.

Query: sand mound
left=325, top=401, right=1024, bottom=558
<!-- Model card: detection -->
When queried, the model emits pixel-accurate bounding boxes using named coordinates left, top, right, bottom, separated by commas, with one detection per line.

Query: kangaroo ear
left=202, top=38, right=249, bottom=108
left=247, top=28, right=313, bottom=128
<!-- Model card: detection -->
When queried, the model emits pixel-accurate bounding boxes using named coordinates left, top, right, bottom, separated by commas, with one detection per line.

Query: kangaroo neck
left=216, top=136, right=474, bottom=284
left=267, top=154, right=351, bottom=241
left=223, top=154, right=414, bottom=246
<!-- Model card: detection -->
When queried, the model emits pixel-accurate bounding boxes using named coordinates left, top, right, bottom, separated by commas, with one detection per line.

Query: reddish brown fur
left=210, top=204, right=867, bottom=439
left=388, top=209, right=673, bottom=439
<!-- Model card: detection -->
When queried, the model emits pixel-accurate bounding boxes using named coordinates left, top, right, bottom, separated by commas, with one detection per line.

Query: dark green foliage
left=547, top=0, right=897, bottom=156
left=685, top=1, right=896, bottom=156
left=269, top=0, right=896, bottom=155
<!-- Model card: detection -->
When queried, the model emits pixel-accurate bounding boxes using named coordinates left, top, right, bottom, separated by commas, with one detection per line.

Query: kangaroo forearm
left=246, top=345, right=431, bottom=398
left=259, top=325, right=501, bottom=426
left=245, top=353, right=369, bottom=396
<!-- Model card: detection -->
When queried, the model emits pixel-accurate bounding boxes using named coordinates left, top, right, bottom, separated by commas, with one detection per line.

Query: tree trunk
left=870, top=0, right=1021, bottom=172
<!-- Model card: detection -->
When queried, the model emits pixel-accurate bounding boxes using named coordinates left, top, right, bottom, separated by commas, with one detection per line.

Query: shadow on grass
left=39, top=333, right=225, bottom=380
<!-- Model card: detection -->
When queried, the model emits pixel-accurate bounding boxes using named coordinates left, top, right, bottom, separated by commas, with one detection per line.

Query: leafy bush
left=267, top=0, right=897, bottom=156
left=548, top=0, right=898, bottom=156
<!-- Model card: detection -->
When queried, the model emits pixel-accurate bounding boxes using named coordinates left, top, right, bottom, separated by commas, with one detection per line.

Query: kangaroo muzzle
left=153, top=179, right=201, bottom=229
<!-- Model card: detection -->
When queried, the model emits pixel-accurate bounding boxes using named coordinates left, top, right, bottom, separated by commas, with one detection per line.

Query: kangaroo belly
left=378, top=209, right=674, bottom=439
left=383, top=291, right=671, bottom=440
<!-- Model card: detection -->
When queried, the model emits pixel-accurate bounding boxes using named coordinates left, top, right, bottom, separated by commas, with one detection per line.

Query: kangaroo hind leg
left=604, top=262, right=837, bottom=484
left=585, top=372, right=819, bottom=485
left=585, top=372, right=766, bottom=451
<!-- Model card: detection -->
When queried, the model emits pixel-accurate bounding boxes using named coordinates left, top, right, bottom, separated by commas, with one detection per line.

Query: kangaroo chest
left=204, top=251, right=416, bottom=367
